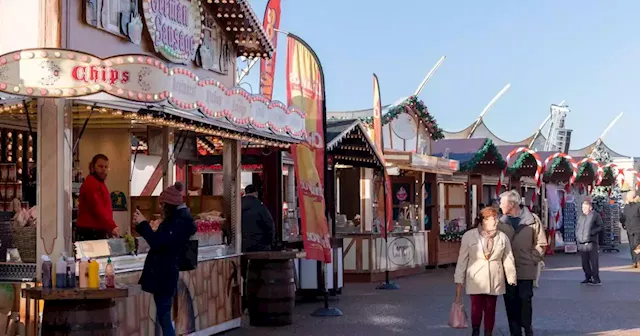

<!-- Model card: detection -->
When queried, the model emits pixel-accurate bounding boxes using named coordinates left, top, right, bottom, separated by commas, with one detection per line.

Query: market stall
left=541, top=153, right=578, bottom=253
left=321, top=119, right=387, bottom=284
left=0, top=0, right=304, bottom=333
left=497, top=146, right=544, bottom=209
left=431, top=138, right=506, bottom=266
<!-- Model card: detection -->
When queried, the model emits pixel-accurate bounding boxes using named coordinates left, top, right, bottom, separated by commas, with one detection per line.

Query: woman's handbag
left=179, top=238, right=198, bottom=271
left=448, top=302, right=468, bottom=329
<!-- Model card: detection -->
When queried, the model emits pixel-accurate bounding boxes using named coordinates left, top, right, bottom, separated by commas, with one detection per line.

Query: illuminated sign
left=142, top=0, right=204, bottom=64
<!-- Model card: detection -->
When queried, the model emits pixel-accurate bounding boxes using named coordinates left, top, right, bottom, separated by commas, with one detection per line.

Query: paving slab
left=225, top=245, right=640, bottom=336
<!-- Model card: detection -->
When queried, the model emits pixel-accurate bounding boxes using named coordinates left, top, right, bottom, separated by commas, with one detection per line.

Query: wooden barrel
left=41, top=299, right=118, bottom=336
left=247, top=259, right=296, bottom=326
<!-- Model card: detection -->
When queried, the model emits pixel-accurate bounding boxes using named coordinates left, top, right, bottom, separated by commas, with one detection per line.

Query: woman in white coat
left=454, top=207, right=517, bottom=336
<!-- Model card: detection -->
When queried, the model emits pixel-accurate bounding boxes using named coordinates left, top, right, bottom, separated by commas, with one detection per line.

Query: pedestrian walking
left=497, top=190, right=547, bottom=336
left=455, top=207, right=517, bottom=336
left=134, top=182, right=197, bottom=336
left=576, top=199, right=603, bottom=285
left=620, top=191, right=640, bottom=268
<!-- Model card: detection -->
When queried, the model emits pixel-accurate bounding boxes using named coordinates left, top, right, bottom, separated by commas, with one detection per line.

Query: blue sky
left=241, top=0, right=640, bottom=156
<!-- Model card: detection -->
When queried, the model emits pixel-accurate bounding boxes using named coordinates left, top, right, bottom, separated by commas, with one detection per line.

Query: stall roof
left=74, top=94, right=301, bottom=145
left=432, top=138, right=505, bottom=174
left=326, top=119, right=385, bottom=169
left=206, top=0, right=275, bottom=58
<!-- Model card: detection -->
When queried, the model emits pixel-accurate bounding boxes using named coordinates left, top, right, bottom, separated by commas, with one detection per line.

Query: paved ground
left=226, top=245, right=640, bottom=336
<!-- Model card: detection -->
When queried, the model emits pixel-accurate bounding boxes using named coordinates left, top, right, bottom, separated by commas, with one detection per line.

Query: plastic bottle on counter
left=66, top=255, right=76, bottom=288
left=41, top=255, right=52, bottom=288
left=88, top=259, right=100, bottom=289
left=78, top=257, right=89, bottom=288
left=105, top=257, right=115, bottom=288
left=55, top=255, right=66, bottom=288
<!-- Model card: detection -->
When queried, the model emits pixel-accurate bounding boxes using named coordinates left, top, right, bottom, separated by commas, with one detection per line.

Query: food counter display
left=74, top=238, right=241, bottom=335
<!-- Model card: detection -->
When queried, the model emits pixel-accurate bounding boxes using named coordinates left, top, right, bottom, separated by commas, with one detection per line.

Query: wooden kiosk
left=431, top=138, right=506, bottom=266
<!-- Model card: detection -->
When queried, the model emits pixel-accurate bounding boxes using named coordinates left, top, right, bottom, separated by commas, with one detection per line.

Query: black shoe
left=484, top=331, right=493, bottom=336
left=472, top=327, right=480, bottom=336
left=581, top=279, right=592, bottom=284
left=633, top=263, right=638, bottom=268
left=524, top=329, right=534, bottom=336
left=589, top=279, right=602, bottom=286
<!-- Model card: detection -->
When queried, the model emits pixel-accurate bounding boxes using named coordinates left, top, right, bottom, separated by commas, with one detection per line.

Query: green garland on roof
left=576, top=162, right=595, bottom=177
left=361, top=95, right=444, bottom=140
left=543, top=157, right=571, bottom=177
left=507, top=152, right=533, bottom=174
left=459, top=138, right=507, bottom=172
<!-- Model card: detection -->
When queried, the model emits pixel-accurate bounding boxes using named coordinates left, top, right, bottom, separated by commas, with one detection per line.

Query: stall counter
left=340, top=231, right=428, bottom=283
left=75, top=240, right=242, bottom=336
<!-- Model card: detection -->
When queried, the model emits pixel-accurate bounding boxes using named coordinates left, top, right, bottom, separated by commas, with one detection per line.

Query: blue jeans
left=154, top=294, right=175, bottom=336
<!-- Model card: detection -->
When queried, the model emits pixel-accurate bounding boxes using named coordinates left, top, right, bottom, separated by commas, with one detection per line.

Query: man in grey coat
left=576, top=200, right=603, bottom=285
left=498, top=190, right=547, bottom=336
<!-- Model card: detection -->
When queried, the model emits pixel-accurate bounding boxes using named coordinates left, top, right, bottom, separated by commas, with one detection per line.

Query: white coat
left=454, top=228, right=517, bottom=295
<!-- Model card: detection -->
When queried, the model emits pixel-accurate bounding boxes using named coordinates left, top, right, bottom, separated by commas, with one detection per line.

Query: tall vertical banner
left=372, top=74, right=394, bottom=234
left=259, top=0, right=281, bottom=100
left=286, top=35, right=332, bottom=263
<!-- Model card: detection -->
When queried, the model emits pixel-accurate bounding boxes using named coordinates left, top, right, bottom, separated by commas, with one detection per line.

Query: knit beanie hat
left=159, top=182, right=184, bottom=206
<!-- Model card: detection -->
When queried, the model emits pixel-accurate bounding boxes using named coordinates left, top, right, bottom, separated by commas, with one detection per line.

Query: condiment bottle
left=66, top=255, right=76, bottom=288
left=88, top=259, right=100, bottom=289
left=105, top=257, right=115, bottom=288
left=55, top=255, right=66, bottom=288
left=41, top=255, right=52, bottom=288
left=78, top=257, right=89, bottom=288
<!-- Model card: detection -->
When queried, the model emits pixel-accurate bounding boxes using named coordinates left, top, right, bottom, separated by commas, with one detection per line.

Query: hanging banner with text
left=259, top=0, right=281, bottom=100
left=372, top=74, right=393, bottom=233
left=287, top=35, right=331, bottom=263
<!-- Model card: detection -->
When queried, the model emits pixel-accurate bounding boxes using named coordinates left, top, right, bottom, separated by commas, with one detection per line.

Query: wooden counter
left=339, top=231, right=428, bottom=282
left=23, top=285, right=141, bottom=336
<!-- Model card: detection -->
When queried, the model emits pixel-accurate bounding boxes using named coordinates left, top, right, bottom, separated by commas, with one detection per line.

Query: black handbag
left=179, top=238, right=198, bottom=271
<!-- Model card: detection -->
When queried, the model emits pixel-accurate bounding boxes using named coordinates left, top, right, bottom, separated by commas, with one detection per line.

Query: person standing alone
left=498, top=190, right=547, bottom=336
left=576, top=199, right=603, bottom=285
left=76, top=154, right=119, bottom=240
left=620, top=191, right=640, bottom=268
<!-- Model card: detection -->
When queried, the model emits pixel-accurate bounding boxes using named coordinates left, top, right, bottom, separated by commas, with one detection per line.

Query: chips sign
left=0, top=49, right=169, bottom=101
left=0, top=48, right=307, bottom=140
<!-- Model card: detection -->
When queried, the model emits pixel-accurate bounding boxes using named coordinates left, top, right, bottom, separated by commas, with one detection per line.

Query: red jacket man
left=76, top=154, right=118, bottom=240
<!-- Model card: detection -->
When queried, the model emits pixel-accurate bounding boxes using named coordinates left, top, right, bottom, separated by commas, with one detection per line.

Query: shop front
left=430, top=138, right=506, bottom=266
left=335, top=96, right=458, bottom=281
left=0, top=0, right=304, bottom=334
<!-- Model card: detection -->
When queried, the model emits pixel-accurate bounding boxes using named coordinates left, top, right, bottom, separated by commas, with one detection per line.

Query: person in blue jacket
left=134, top=182, right=196, bottom=336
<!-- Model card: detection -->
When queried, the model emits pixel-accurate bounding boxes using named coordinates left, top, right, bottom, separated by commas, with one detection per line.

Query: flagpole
left=285, top=31, right=343, bottom=317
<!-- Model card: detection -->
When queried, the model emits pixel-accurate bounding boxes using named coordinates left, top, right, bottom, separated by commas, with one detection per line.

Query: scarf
left=478, top=227, right=498, bottom=260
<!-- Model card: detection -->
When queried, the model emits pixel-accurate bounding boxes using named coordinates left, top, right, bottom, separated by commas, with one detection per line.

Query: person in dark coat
left=620, top=192, right=640, bottom=268
left=576, top=199, right=603, bottom=285
left=241, top=184, right=275, bottom=252
left=134, top=182, right=196, bottom=336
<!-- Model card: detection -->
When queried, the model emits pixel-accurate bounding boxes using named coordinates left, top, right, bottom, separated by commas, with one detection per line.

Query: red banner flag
left=286, top=35, right=331, bottom=263
left=372, top=74, right=393, bottom=233
left=259, top=0, right=281, bottom=100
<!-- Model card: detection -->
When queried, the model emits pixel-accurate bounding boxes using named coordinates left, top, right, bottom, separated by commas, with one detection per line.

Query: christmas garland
left=507, top=152, right=533, bottom=174
left=440, top=231, right=464, bottom=242
left=576, top=162, right=595, bottom=177
left=544, top=156, right=571, bottom=177
left=361, top=95, right=444, bottom=140
left=459, top=138, right=506, bottom=172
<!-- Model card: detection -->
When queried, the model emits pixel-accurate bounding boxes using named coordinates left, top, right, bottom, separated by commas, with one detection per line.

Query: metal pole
left=376, top=169, right=399, bottom=290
